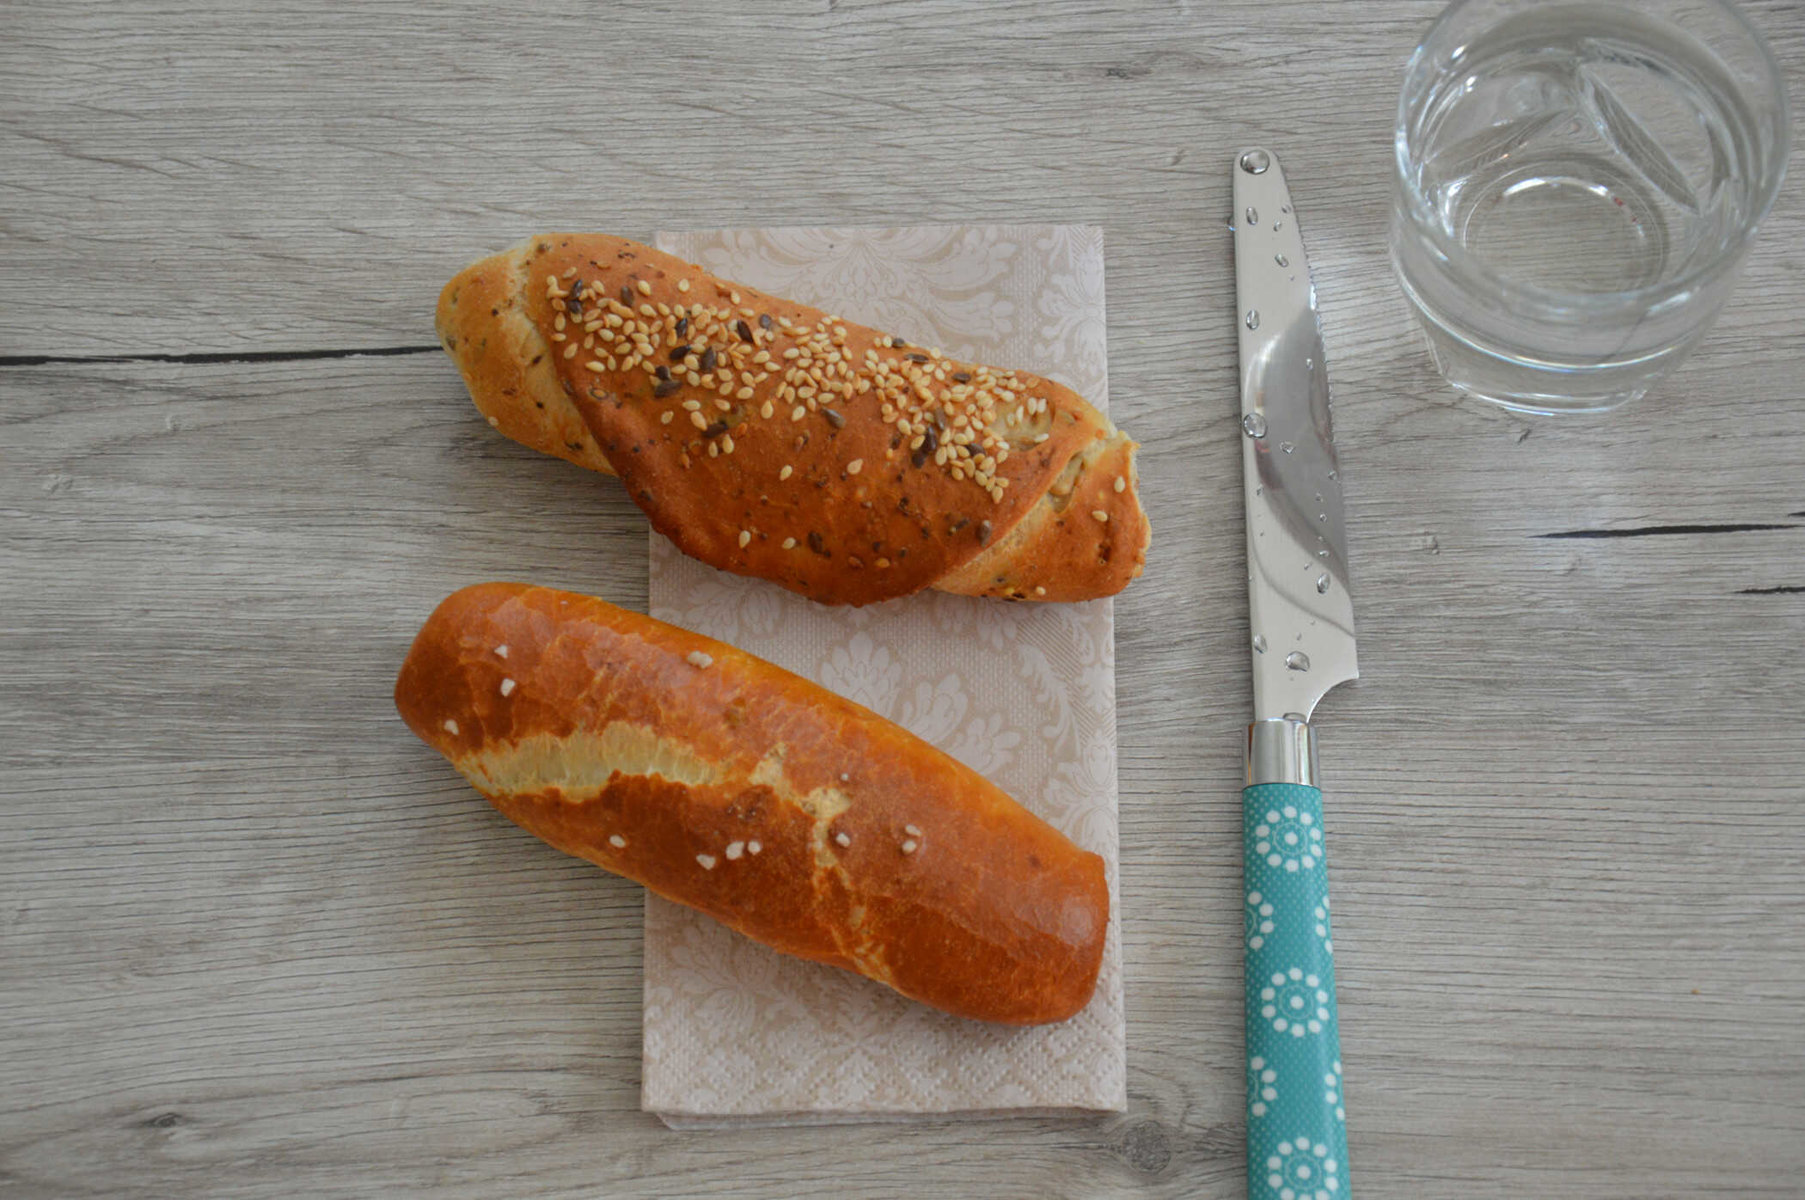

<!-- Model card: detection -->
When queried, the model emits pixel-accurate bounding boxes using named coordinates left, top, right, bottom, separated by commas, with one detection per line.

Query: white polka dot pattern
left=1244, top=782, right=1348, bottom=1197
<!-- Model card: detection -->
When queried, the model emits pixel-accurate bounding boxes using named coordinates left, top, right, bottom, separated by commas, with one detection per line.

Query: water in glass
left=1393, top=1, right=1789, bottom=413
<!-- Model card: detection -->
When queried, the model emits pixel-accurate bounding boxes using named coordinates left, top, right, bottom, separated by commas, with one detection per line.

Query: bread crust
left=435, top=235, right=1148, bottom=605
left=395, top=582, right=1110, bottom=1025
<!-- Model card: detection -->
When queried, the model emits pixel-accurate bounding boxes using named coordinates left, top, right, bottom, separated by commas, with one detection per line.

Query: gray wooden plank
left=4, top=0, right=1805, bottom=1196
left=4, top=339, right=1803, bottom=1196
left=5, top=0, right=1797, bottom=358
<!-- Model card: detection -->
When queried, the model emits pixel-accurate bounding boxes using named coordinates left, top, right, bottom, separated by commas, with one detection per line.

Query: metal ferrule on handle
left=1247, top=718, right=1318, bottom=787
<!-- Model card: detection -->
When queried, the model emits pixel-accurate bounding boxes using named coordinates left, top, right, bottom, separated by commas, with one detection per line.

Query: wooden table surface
left=5, top=2, right=1803, bottom=1196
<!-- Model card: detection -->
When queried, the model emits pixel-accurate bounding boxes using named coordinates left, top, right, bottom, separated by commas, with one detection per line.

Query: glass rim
left=1393, top=0, right=1792, bottom=315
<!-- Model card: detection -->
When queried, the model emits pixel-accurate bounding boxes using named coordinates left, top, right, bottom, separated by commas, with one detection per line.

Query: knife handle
left=1244, top=781, right=1348, bottom=1200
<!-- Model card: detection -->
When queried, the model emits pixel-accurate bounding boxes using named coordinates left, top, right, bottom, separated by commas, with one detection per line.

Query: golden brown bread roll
left=435, top=235, right=1149, bottom=606
left=395, top=582, right=1110, bottom=1026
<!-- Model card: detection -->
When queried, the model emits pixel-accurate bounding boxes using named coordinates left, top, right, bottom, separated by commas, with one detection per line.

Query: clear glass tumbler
left=1391, top=0, right=1790, bottom=414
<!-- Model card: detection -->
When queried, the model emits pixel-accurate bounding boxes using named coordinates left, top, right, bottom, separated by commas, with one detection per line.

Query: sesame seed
left=585, top=360, right=606, bottom=372
left=500, top=677, right=516, bottom=696
left=442, top=719, right=459, bottom=734
left=562, top=343, right=579, bottom=359
left=721, top=434, right=735, bottom=454
left=690, top=411, right=708, bottom=430
left=900, top=840, right=917, bottom=854
left=686, top=650, right=714, bottom=669
left=682, top=399, right=701, bottom=411
left=636, top=279, right=653, bottom=296
left=759, top=400, right=774, bottom=419
left=660, top=410, right=674, bottom=424
left=904, top=824, right=922, bottom=837
left=781, top=537, right=796, bottom=549
left=697, top=854, right=717, bottom=870
left=494, top=644, right=509, bottom=658
left=1092, top=510, right=1110, bottom=523
left=846, top=459, right=863, bottom=476
left=1115, top=475, right=1127, bottom=493
left=748, top=840, right=762, bottom=855
left=791, top=405, right=806, bottom=422
left=725, top=841, right=745, bottom=860
left=678, top=278, right=690, bottom=293
left=779, top=465, right=793, bottom=480
left=609, top=834, right=627, bottom=849
left=834, top=832, right=852, bottom=848
left=736, top=386, right=755, bottom=400
left=486, top=415, right=500, bottom=427
left=738, top=529, right=751, bottom=548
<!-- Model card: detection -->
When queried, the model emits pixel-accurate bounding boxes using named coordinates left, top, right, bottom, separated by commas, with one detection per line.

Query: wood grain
left=4, top=1, right=1804, bottom=1197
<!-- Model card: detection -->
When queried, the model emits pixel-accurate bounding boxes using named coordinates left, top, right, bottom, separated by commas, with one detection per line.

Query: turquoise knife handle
left=1244, top=781, right=1347, bottom=1199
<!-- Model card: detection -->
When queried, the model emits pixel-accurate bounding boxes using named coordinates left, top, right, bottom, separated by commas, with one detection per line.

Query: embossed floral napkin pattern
left=643, top=226, right=1125, bottom=1125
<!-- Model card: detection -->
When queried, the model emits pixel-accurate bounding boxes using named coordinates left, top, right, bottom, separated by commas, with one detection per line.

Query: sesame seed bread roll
left=435, top=235, right=1149, bottom=607
left=395, top=582, right=1110, bottom=1026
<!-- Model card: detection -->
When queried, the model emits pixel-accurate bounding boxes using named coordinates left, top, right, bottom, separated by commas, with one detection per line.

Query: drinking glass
left=1391, top=0, right=1790, bottom=414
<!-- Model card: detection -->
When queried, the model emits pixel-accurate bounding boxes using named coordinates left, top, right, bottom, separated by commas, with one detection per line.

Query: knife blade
left=1232, top=147, right=1356, bottom=1200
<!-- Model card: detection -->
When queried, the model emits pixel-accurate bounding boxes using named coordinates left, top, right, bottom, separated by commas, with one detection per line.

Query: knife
left=1232, top=147, right=1356, bottom=1200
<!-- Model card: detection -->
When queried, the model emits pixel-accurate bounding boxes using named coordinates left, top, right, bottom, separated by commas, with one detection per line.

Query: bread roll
left=435, top=235, right=1149, bottom=606
left=394, top=582, right=1109, bottom=1025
